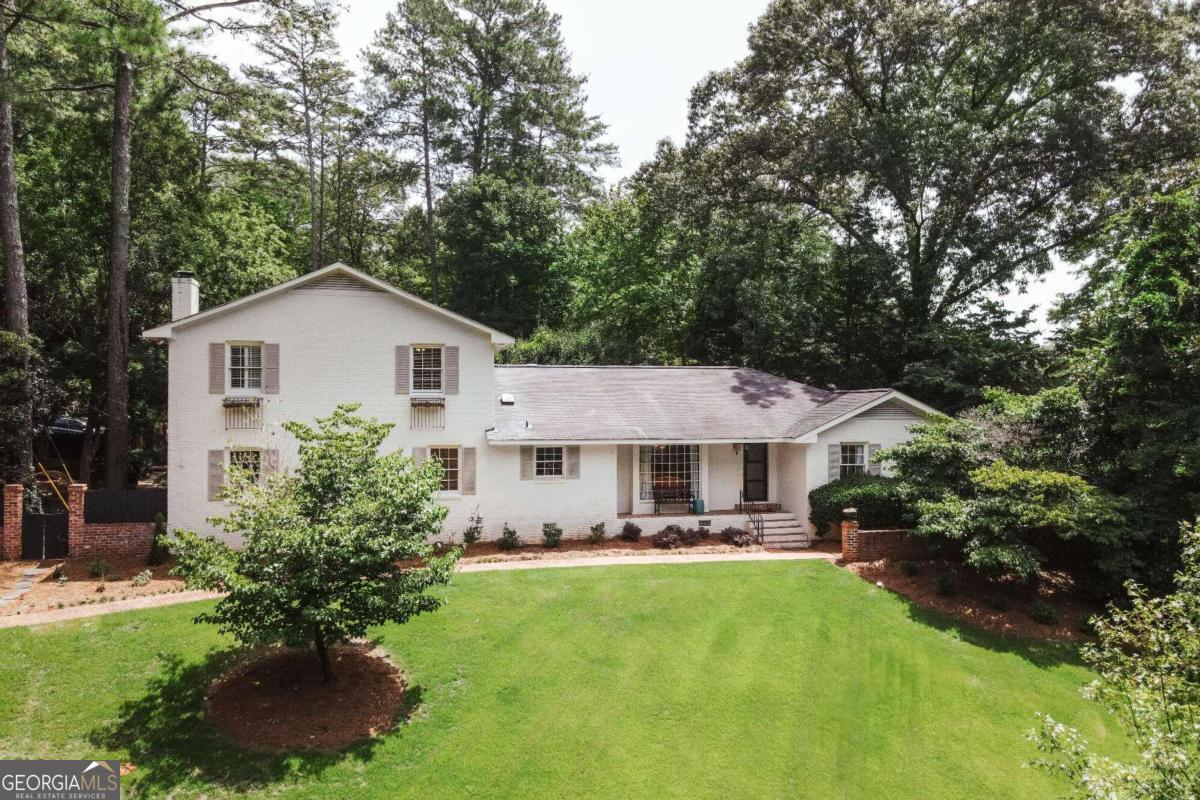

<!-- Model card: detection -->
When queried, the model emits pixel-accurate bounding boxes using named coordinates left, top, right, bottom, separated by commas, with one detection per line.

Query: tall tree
left=688, top=0, right=1200, bottom=384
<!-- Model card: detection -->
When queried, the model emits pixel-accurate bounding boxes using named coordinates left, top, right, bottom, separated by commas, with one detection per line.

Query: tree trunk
left=420, top=86, right=439, bottom=303
left=300, top=69, right=321, bottom=272
left=0, top=3, right=32, bottom=485
left=313, top=624, right=333, bottom=683
left=104, top=51, right=134, bottom=490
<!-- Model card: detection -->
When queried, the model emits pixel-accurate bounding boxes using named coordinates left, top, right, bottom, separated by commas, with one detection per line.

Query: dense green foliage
left=170, top=404, right=458, bottom=680
left=1033, top=523, right=1200, bottom=798
left=808, top=475, right=909, bottom=534
left=0, top=561, right=1128, bottom=798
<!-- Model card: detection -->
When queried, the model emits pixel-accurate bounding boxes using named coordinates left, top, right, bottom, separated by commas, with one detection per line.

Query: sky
left=201, top=0, right=1081, bottom=334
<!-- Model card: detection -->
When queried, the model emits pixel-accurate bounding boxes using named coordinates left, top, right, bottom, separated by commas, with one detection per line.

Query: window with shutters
left=639, top=445, right=700, bottom=501
left=430, top=447, right=459, bottom=491
left=839, top=443, right=867, bottom=478
left=411, top=346, right=443, bottom=394
left=229, top=448, right=262, bottom=483
left=228, top=343, right=263, bottom=392
left=535, top=447, right=564, bottom=477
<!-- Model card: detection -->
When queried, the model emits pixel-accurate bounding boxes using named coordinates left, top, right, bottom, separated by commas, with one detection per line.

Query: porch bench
left=652, top=484, right=695, bottom=514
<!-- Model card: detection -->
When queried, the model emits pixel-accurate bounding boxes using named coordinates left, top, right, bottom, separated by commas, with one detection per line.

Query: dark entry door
left=22, top=513, right=69, bottom=560
left=743, top=443, right=768, bottom=502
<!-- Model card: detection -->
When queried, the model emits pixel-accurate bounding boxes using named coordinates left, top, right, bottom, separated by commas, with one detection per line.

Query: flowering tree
left=1031, top=522, right=1200, bottom=798
left=172, top=404, right=457, bottom=682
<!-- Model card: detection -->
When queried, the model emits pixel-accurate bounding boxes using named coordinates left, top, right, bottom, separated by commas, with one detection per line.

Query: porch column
left=840, top=507, right=860, bottom=562
left=67, top=484, right=87, bottom=557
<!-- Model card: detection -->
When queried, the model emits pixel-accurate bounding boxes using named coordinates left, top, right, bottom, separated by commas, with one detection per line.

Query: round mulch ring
left=207, top=644, right=406, bottom=753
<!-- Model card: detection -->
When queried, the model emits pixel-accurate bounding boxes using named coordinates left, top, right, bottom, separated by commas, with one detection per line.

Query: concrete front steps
left=756, top=512, right=812, bottom=549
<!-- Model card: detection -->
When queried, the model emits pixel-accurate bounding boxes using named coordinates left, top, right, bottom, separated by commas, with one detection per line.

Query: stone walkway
left=0, top=549, right=837, bottom=629
left=0, top=567, right=52, bottom=609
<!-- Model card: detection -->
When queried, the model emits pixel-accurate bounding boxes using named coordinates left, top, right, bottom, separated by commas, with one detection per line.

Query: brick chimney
left=171, top=271, right=199, bottom=320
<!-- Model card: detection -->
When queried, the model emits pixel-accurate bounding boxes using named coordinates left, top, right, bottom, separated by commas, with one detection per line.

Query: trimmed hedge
left=808, top=475, right=910, bottom=532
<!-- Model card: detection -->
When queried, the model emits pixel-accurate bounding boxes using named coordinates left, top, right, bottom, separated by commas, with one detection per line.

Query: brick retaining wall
left=840, top=509, right=927, bottom=563
left=67, top=484, right=156, bottom=560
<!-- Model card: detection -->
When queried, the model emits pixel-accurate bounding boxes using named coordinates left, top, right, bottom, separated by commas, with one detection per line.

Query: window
left=229, top=448, right=262, bottom=483
left=412, top=346, right=443, bottom=393
left=535, top=446, right=564, bottom=477
left=840, top=443, right=867, bottom=478
left=639, top=445, right=700, bottom=501
left=430, top=447, right=459, bottom=491
left=229, top=344, right=262, bottom=391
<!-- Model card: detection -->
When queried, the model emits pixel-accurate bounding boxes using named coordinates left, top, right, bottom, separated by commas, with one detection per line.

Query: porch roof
left=488, top=365, right=896, bottom=443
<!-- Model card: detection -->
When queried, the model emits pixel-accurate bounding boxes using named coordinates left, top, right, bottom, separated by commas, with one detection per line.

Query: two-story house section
left=145, top=263, right=935, bottom=546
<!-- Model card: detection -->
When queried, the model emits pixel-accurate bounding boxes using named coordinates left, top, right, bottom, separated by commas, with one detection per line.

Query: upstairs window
left=839, top=443, right=867, bottom=478
left=229, top=448, right=262, bottom=484
left=430, top=446, right=460, bottom=491
left=412, top=346, right=443, bottom=394
left=229, top=344, right=262, bottom=391
left=535, top=446, right=564, bottom=477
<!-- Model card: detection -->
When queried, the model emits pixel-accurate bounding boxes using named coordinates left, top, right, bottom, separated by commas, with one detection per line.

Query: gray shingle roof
left=488, top=366, right=894, bottom=442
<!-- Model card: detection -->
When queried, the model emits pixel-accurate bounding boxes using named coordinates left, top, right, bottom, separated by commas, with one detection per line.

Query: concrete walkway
left=0, top=567, right=52, bottom=609
left=0, top=549, right=837, bottom=629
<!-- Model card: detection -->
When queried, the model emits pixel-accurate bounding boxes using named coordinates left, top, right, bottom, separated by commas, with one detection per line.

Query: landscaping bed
left=847, top=558, right=1097, bottom=641
left=0, top=557, right=186, bottom=617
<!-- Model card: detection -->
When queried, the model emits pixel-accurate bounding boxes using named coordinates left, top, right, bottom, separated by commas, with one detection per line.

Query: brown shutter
left=520, top=446, right=533, bottom=480
left=444, top=345, right=459, bottom=395
left=565, top=446, right=581, bottom=479
left=263, top=343, right=280, bottom=394
left=209, top=343, right=225, bottom=394
left=395, top=346, right=410, bottom=394
left=207, top=450, right=224, bottom=500
left=868, top=444, right=882, bottom=476
left=262, top=449, right=280, bottom=477
left=411, top=446, right=427, bottom=466
left=461, top=447, right=476, bottom=495
left=827, top=444, right=840, bottom=482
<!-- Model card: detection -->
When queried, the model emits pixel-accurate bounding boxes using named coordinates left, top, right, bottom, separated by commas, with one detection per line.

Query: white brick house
left=145, top=263, right=935, bottom=547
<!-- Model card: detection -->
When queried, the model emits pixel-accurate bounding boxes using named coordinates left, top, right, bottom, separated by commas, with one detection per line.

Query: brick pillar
left=67, top=484, right=87, bottom=558
left=2, top=484, right=24, bottom=560
left=840, top=507, right=860, bottom=562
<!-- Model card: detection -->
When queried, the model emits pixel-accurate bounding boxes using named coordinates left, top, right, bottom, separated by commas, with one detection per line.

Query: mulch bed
left=0, top=557, right=186, bottom=617
left=847, top=558, right=1098, bottom=642
left=207, top=645, right=406, bottom=753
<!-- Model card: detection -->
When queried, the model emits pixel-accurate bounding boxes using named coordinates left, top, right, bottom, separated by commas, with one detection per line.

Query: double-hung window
left=229, top=344, right=263, bottom=392
left=430, top=447, right=460, bottom=491
left=535, top=446, right=564, bottom=477
left=839, top=443, right=867, bottom=478
left=412, top=346, right=444, bottom=394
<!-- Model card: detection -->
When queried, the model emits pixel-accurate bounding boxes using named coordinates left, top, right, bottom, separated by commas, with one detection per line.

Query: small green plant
left=87, top=559, right=112, bottom=579
left=462, top=508, right=484, bottom=546
left=542, top=523, right=563, bottom=548
left=147, top=513, right=171, bottom=566
left=620, top=521, right=642, bottom=542
left=94, top=582, right=106, bottom=594
left=899, top=560, right=919, bottom=577
left=1028, top=599, right=1059, bottom=625
left=934, top=573, right=957, bottom=596
left=498, top=524, right=522, bottom=551
left=131, top=569, right=153, bottom=588
left=56, top=574, right=68, bottom=586
left=588, top=522, right=606, bottom=544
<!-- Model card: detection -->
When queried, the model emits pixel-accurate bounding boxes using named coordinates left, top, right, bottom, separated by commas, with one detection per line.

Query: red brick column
left=2, top=484, right=24, bottom=560
left=840, top=507, right=860, bottom=562
left=67, top=484, right=87, bottom=558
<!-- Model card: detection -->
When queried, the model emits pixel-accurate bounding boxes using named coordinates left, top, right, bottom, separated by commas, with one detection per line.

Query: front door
left=743, top=443, right=768, bottom=503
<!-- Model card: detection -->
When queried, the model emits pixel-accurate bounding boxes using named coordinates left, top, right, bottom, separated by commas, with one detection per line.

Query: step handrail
left=740, top=490, right=765, bottom=545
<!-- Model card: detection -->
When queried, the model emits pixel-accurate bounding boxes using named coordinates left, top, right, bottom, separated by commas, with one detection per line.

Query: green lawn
left=0, top=561, right=1123, bottom=799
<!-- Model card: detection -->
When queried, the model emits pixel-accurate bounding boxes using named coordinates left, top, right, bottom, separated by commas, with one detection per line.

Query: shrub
left=131, top=569, right=152, bottom=588
left=680, top=527, right=703, bottom=545
left=721, top=527, right=754, bottom=547
left=87, top=559, right=112, bottom=579
left=620, top=521, right=642, bottom=542
left=808, top=475, right=910, bottom=533
left=462, top=508, right=484, bottom=546
left=653, top=525, right=684, bottom=549
left=56, top=574, right=68, bottom=586
left=95, top=583, right=105, bottom=593
left=498, top=524, right=522, bottom=550
left=1028, top=600, right=1059, bottom=625
left=899, top=560, right=919, bottom=577
left=934, top=573, right=957, bottom=596
left=588, top=522, right=606, bottom=544
left=542, top=523, right=563, bottom=548
left=147, top=513, right=171, bottom=566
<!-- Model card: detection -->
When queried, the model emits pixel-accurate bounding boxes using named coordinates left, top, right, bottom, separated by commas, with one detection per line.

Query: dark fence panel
left=84, top=488, right=167, bottom=524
